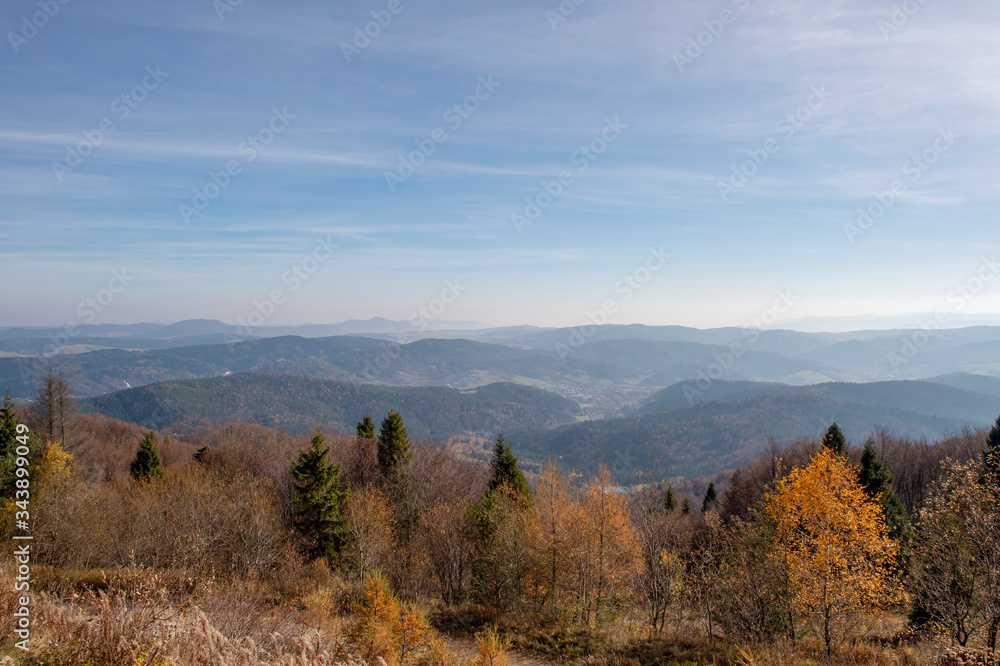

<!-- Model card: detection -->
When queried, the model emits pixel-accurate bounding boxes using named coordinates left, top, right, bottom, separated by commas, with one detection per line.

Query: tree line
left=2, top=371, right=1000, bottom=661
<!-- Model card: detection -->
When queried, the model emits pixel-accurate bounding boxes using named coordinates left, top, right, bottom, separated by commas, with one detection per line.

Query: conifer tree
left=985, top=413, right=1000, bottom=477
left=681, top=498, right=691, bottom=515
left=291, top=428, right=351, bottom=560
left=822, top=422, right=848, bottom=456
left=702, top=481, right=720, bottom=514
left=663, top=483, right=677, bottom=513
left=487, top=433, right=531, bottom=501
left=357, top=413, right=376, bottom=440
left=377, top=410, right=412, bottom=480
left=0, top=393, right=22, bottom=497
left=0, top=393, right=18, bottom=459
left=129, top=431, right=163, bottom=482
left=859, top=439, right=907, bottom=540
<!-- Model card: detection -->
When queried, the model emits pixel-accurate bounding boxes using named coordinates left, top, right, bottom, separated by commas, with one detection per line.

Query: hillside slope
left=82, top=373, right=583, bottom=438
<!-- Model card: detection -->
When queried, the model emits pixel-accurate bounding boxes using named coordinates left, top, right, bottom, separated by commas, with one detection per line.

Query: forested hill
left=510, top=389, right=993, bottom=479
left=82, top=373, right=583, bottom=438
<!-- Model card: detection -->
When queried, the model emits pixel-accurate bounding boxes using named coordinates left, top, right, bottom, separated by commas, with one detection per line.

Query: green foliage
left=985, top=412, right=1000, bottom=476
left=0, top=393, right=24, bottom=498
left=681, top=498, right=691, bottom=515
left=487, top=433, right=531, bottom=502
left=291, top=428, right=350, bottom=560
left=0, top=393, right=18, bottom=458
left=663, top=484, right=677, bottom=513
left=822, top=422, right=848, bottom=456
left=378, top=410, right=412, bottom=481
left=84, top=374, right=582, bottom=441
left=129, top=431, right=163, bottom=482
left=859, top=439, right=908, bottom=541
left=702, top=482, right=719, bottom=514
left=357, top=413, right=376, bottom=440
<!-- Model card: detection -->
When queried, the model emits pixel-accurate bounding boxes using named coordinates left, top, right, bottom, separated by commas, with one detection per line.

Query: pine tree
left=376, top=411, right=418, bottom=547
left=357, top=413, right=376, bottom=440
left=985, top=413, right=1000, bottom=476
left=858, top=439, right=907, bottom=540
left=129, top=431, right=163, bottom=481
left=291, top=428, right=351, bottom=560
left=681, top=498, right=691, bottom=515
left=377, top=410, right=412, bottom=481
left=0, top=393, right=18, bottom=458
left=702, top=481, right=720, bottom=514
left=663, top=484, right=677, bottom=513
left=822, top=422, right=848, bottom=456
left=487, top=433, right=531, bottom=501
left=0, top=393, right=22, bottom=497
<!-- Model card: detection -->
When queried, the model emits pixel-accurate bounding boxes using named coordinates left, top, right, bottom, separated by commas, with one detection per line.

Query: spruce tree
left=377, top=410, right=412, bottom=480
left=859, top=439, right=907, bottom=540
left=357, top=413, right=376, bottom=440
left=487, top=433, right=531, bottom=501
left=129, top=431, right=163, bottom=481
left=376, top=411, right=419, bottom=545
left=822, top=422, right=848, bottom=456
left=0, top=393, right=18, bottom=458
left=663, top=484, right=677, bottom=513
left=702, top=481, right=720, bottom=514
left=985, top=413, right=1000, bottom=476
left=291, top=428, right=351, bottom=560
left=0, top=393, right=21, bottom=497
left=681, top=498, right=691, bottom=515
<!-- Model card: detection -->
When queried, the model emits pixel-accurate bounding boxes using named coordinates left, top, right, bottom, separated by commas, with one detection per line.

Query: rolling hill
left=510, top=387, right=995, bottom=480
left=81, top=373, right=584, bottom=439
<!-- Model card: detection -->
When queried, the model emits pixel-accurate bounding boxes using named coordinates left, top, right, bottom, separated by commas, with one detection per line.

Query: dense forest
left=2, top=371, right=1000, bottom=665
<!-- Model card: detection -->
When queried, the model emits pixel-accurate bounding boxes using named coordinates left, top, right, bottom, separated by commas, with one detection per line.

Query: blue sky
left=2, top=0, right=998, bottom=329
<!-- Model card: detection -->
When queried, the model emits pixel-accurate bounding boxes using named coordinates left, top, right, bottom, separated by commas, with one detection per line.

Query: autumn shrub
left=33, top=465, right=289, bottom=576
left=471, top=625, right=512, bottom=666
left=345, top=572, right=456, bottom=666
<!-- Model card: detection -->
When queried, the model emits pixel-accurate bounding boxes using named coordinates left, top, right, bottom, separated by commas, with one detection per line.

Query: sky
left=2, top=0, right=999, bottom=330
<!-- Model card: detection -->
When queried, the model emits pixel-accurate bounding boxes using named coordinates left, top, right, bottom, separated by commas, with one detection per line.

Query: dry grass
left=2, top=565, right=356, bottom=666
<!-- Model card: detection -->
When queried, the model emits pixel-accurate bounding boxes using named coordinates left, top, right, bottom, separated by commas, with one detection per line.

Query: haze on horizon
left=2, top=0, right=998, bottom=329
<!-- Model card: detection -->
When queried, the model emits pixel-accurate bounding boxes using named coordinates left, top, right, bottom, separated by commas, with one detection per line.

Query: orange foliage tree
left=765, top=447, right=905, bottom=655
left=576, top=465, right=642, bottom=624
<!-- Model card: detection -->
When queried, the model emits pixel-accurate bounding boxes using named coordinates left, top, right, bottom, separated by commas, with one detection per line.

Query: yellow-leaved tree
left=765, top=447, right=906, bottom=655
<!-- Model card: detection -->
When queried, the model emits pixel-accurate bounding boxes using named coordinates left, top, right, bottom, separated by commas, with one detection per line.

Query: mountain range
left=3, top=319, right=999, bottom=480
